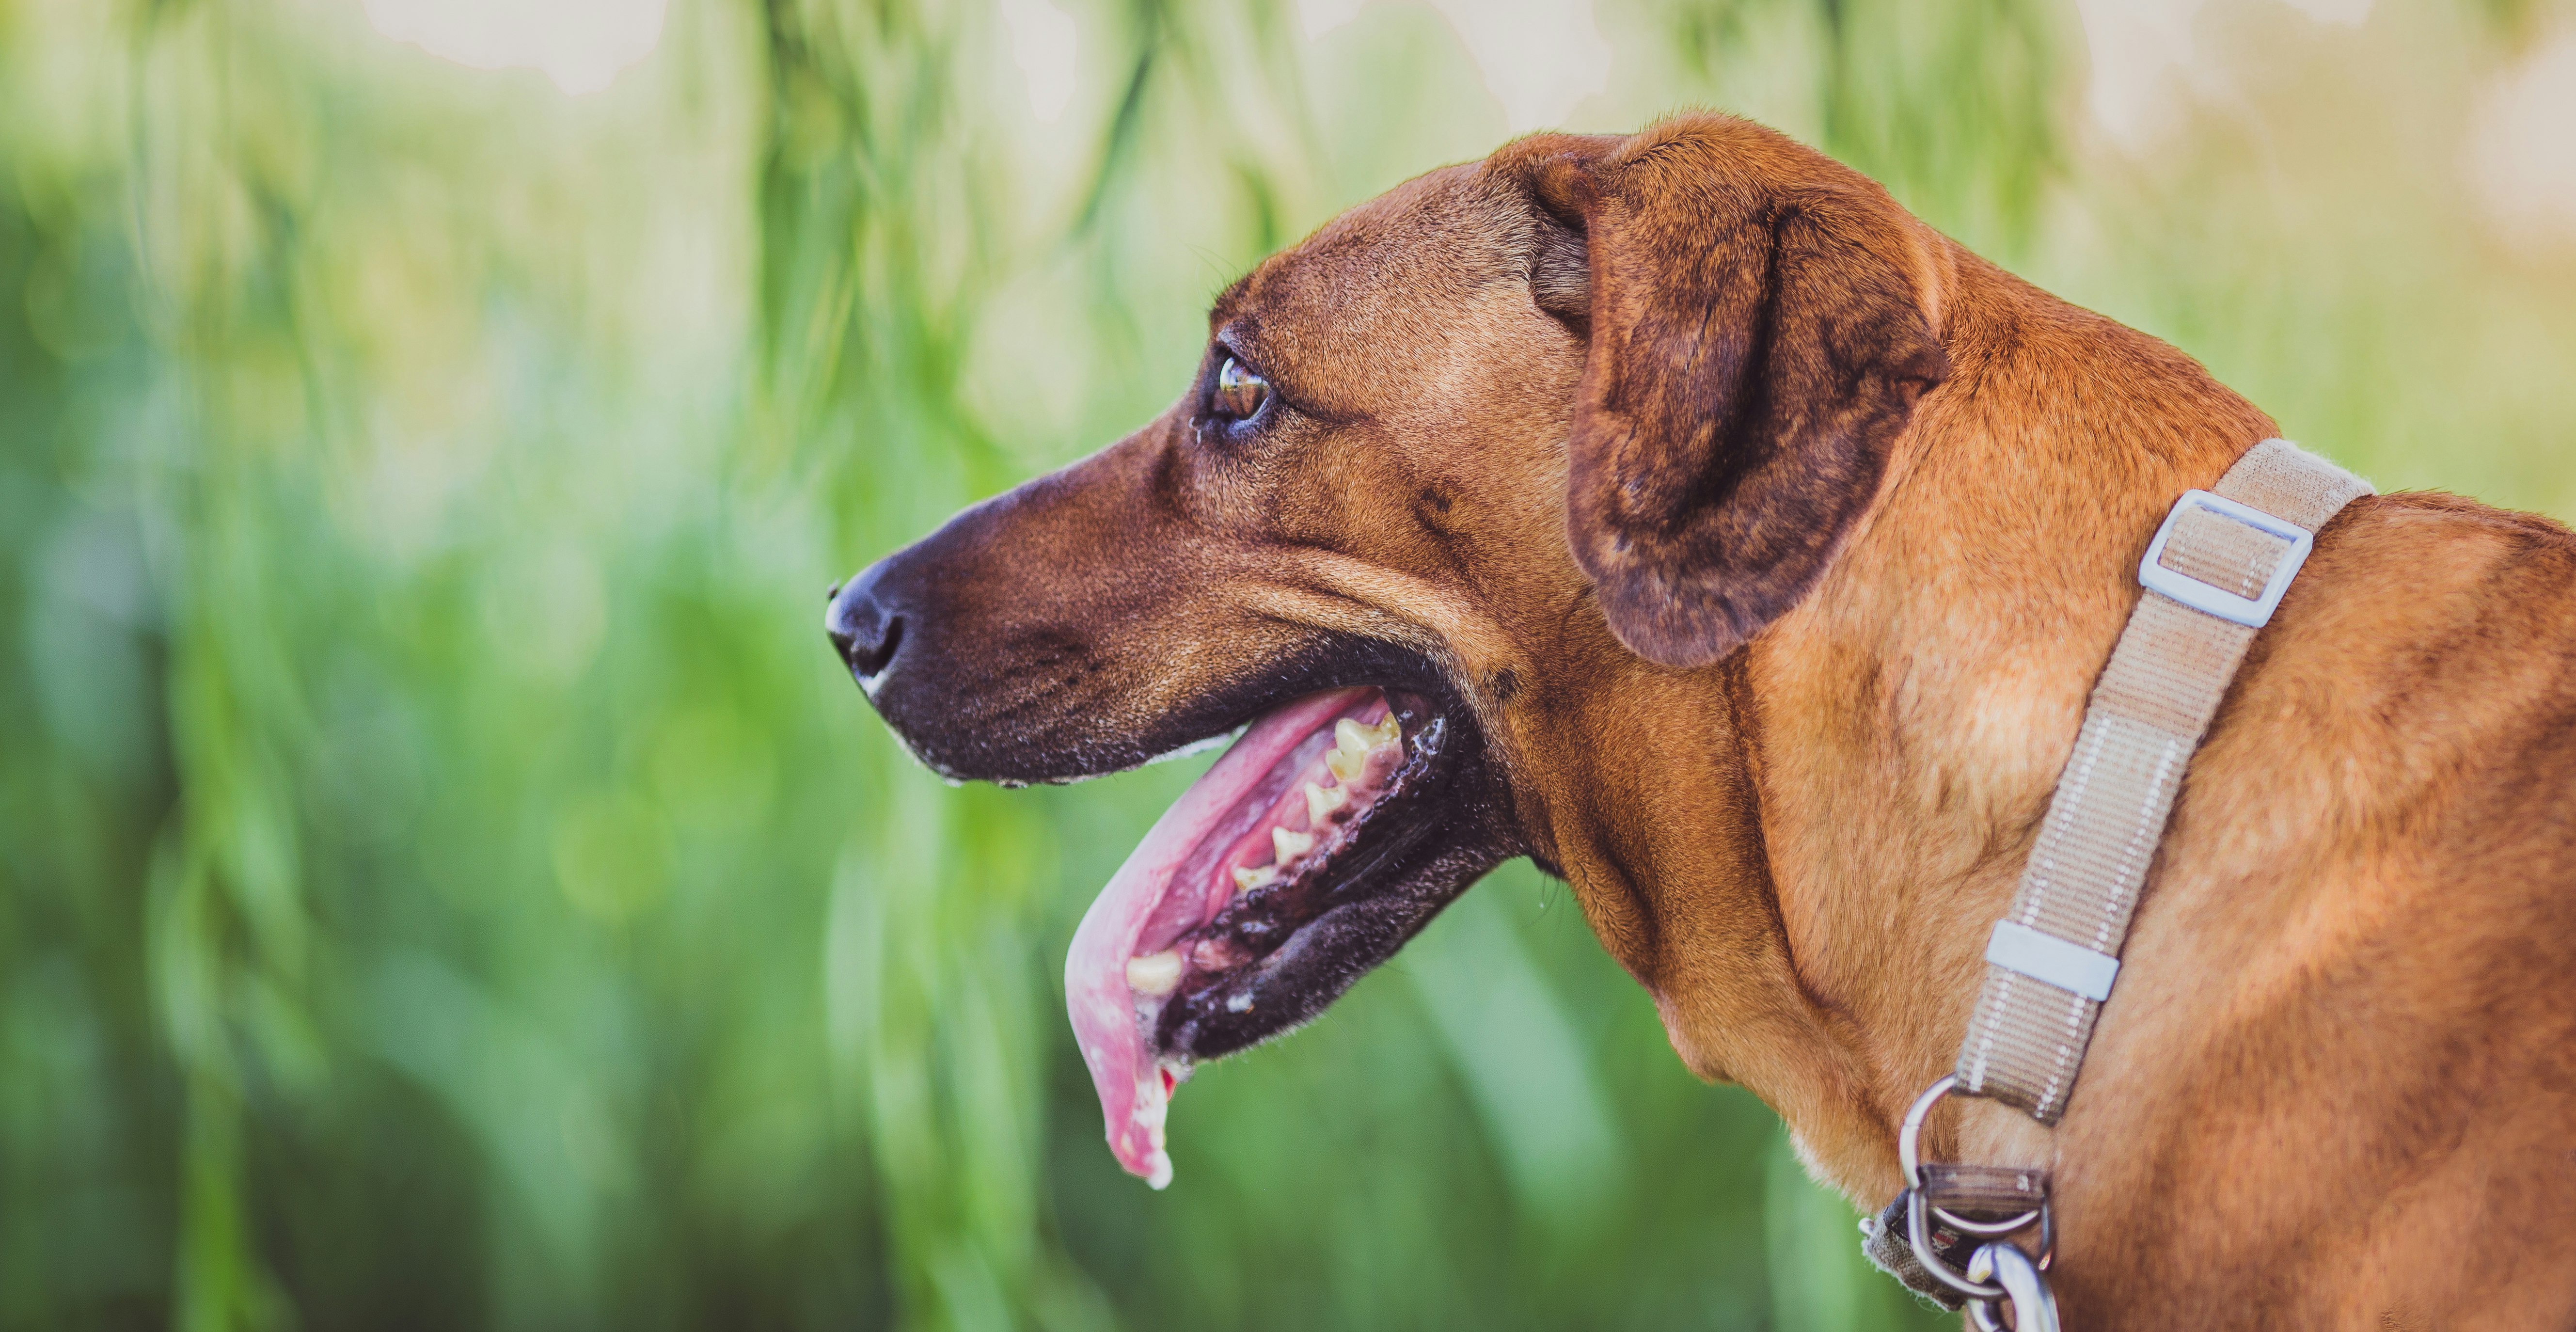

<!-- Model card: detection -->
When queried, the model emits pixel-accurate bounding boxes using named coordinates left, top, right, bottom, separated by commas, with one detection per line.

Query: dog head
left=825, top=114, right=1947, bottom=1184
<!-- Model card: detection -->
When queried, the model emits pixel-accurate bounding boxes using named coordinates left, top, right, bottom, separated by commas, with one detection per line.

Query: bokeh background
left=5, top=0, right=2573, bottom=1327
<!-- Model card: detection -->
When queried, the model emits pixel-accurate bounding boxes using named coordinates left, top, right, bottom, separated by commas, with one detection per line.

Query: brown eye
left=1213, top=356, right=1270, bottom=422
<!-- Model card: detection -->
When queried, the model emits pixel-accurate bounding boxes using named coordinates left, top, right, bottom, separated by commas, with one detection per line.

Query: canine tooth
left=1304, top=781, right=1346, bottom=824
left=1326, top=746, right=1367, bottom=784
left=1232, top=864, right=1278, bottom=893
left=1272, top=827, right=1315, bottom=864
left=1124, top=950, right=1183, bottom=997
left=1334, top=718, right=1372, bottom=757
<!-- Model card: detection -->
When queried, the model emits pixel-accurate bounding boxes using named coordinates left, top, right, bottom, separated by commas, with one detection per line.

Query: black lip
left=871, top=629, right=1469, bottom=788
left=1149, top=680, right=1523, bottom=1062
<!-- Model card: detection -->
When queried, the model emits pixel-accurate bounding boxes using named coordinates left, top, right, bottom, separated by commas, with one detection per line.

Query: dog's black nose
left=825, top=561, right=906, bottom=684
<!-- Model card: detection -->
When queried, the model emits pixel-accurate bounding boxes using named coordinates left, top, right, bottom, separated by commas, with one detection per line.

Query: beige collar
left=1868, top=439, right=2376, bottom=1325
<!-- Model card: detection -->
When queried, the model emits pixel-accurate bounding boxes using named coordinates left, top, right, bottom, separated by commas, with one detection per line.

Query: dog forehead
left=1228, top=163, right=1534, bottom=402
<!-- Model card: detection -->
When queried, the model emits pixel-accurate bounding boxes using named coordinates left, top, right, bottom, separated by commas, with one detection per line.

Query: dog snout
left=825, top=558, right=910, bottom=685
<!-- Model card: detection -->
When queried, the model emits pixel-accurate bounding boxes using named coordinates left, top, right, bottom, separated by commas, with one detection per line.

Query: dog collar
left=1865, top=439, right=2375, bottom=1323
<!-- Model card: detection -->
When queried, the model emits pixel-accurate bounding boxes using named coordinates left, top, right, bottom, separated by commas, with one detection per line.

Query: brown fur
left=845, top=116, right=2576, bottom=1326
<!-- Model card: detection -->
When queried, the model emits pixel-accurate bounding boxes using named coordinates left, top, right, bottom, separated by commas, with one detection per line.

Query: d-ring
left=1898, top=1075, right=2045, bottom=1237
left=1897, top=1075, right=1954, bottom=1186
left=1897, top=1075, right=2053, bottom=1303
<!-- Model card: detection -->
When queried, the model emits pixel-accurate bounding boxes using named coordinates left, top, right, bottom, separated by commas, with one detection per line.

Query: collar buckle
left=2138, top=488, right=2314, bottom=628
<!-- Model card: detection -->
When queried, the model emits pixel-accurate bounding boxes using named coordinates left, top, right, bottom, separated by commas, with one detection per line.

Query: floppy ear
left=1511, top=119, right=1949, bottom=668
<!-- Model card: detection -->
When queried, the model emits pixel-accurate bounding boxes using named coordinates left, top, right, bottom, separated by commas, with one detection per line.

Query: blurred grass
left=1, top=0, right=2570, bottom=1329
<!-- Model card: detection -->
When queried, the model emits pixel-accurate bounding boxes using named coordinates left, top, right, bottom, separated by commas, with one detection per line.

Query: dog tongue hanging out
left=1063, top=689, right=1411, bottom=1185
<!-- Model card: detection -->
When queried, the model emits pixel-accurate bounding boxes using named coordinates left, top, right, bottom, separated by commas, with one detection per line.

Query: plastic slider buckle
left=2137, top=490, right=2312, bottom=628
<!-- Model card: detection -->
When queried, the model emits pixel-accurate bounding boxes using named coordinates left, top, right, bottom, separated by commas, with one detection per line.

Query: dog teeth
left=1304, top=781, right=1347, bottom=824
left=1272, top=827, right=1315, bottom=864
left=1188, top=936, right=1243, bottom=970
left=1327, top=715, right=1402, bottom=782
left=1125, top=949, right=1183, bottom=997
left=1232, top=864, right=1279, bottom=893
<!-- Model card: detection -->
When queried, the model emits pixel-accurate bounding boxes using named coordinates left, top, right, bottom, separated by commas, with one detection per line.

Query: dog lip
left=859, top=626, right=1462, bottom=789
left=1139, top=728, right=1242, bottom=768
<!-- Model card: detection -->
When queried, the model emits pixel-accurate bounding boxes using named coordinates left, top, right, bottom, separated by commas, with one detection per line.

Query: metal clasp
left=1899, top=1076, right=2061, bottom=1332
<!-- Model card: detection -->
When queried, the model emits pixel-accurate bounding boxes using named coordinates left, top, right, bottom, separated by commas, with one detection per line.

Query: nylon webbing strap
left=1955, top=439, right=2372, bottom=1123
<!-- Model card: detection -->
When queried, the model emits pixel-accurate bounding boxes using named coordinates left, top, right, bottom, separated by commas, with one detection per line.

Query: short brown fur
left=853, top=116, right=2576, bottom=1326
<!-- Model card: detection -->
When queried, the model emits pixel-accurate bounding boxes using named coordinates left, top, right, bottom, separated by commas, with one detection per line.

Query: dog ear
left=1507, top=119, right=1948, bottom=668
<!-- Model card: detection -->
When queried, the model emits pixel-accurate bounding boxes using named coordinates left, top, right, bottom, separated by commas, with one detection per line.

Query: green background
left=4, top=0, right=2570, bottom=1328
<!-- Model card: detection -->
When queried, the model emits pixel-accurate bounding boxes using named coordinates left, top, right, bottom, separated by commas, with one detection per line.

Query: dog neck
left=1527, top=246, right=2280, bottom=1205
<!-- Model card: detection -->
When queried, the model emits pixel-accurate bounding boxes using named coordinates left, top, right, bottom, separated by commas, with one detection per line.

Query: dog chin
left=1052, top=676, right=1519, bottom=1188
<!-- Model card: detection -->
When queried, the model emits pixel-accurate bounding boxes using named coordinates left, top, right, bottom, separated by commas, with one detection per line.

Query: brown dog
left=825, top=115, right=2576, bottom=1326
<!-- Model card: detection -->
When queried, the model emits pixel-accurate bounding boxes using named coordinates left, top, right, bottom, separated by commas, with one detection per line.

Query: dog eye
left=1212, top=356, right=1270, bottom=422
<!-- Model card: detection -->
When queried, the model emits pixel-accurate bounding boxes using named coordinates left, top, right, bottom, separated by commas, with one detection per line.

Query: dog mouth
left=1064, top=682, right=1502, bottom=1188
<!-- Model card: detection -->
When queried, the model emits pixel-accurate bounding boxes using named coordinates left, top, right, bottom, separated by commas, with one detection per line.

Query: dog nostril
left=827, top=614, right=902, bottom=681
left=825, top=572, right=909, bottom=683
left=850, top=615, right=903, bottom=680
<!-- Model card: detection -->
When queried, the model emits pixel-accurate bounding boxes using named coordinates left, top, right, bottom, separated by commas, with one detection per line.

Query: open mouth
left=1064, top=683, right=1505, bottom=1188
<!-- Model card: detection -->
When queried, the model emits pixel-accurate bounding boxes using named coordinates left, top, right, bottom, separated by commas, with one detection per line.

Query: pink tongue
left=1063, top=687, right=1371, bottom=1188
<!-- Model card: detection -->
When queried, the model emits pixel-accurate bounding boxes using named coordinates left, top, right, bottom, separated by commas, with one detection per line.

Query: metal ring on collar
left=1899, top=1075, right=2047, bottom=1235
left=1898, top=1076, right=2055, bottom=1301
left=1898, top=1075, right=1955, bottom=1186
left=1937, top=1206, right=2048, bottom=1239
left=1905, top=1187, right=2055, bottom=1300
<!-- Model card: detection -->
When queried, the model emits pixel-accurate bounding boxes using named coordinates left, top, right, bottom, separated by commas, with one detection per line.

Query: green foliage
left=2, top=1, right=2569, bottom=1330
left=1669, top=0, right=2065, bottom=252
